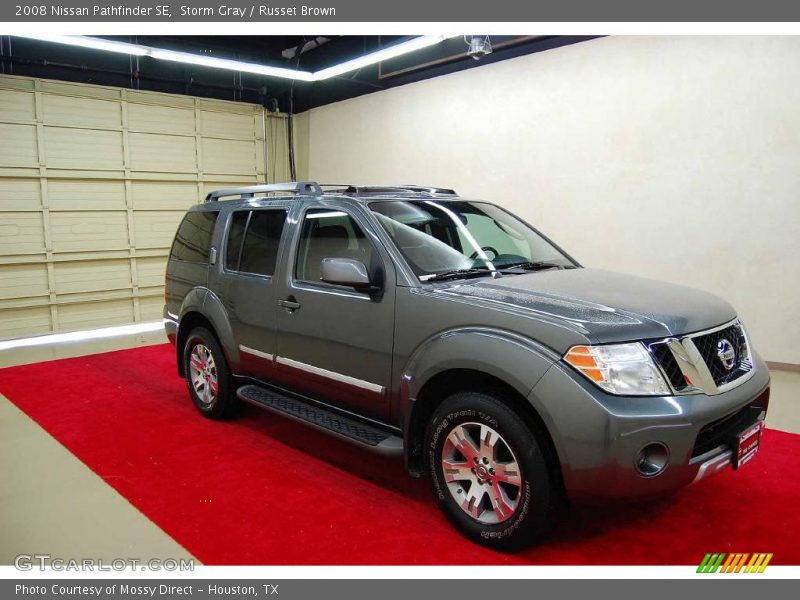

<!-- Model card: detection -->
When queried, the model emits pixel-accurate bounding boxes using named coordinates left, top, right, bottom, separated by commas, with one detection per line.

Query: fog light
left=635, top=442, right=669, bottom=477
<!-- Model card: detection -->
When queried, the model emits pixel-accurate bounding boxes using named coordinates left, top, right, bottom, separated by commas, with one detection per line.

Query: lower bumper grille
left=691, top=386, right=769, bottom=459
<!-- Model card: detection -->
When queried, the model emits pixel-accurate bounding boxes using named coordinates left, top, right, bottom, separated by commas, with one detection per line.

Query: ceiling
left=0, top=35, right=597, bottom=113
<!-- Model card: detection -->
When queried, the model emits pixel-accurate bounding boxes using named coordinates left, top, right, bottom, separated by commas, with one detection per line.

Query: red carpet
left=1, top=344, right=798, bottom=565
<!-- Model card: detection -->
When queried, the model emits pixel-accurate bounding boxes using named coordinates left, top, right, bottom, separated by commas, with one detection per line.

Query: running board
left=236, top=384, right=403, bottom=457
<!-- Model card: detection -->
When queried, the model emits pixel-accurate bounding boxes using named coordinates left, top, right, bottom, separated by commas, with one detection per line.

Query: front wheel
left=425, top=391, right=556, bottom=551
left=183, top=326, right=236, bottom=419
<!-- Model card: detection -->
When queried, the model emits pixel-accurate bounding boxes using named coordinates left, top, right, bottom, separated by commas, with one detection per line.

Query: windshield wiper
left=500, top=261, right=568, bottom=272
left=420, top=267, right=496, bottom=283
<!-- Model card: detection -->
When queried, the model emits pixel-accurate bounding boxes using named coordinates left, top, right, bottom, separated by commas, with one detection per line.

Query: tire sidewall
left=425, top=392, right=550, bottom=550
left=183, top=327, right=232, bottom=417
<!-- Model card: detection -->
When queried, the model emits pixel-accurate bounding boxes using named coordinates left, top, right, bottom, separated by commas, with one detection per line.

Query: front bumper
left=529, top=354, right=770, bottom=502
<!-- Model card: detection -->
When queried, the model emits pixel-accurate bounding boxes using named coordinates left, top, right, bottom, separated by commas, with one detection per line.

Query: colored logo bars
left=697, top=553, right=773, bottom=573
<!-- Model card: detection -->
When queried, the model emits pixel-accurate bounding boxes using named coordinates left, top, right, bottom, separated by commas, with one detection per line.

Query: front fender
left=398, top=327, right=559, bottom=424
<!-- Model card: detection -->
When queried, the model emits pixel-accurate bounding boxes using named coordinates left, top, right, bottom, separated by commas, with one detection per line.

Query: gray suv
left=164, top=182, right=769, bottom=550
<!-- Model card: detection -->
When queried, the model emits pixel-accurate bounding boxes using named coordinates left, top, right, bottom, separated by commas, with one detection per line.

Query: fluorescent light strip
left=313, top=35, right=448, bottom=80
left=14, top=35, right=451, bottom=82
left=148, top=47, right=314, bottom=81
left=0, top=321, right=164, bottom=352
left=18, top=34, right=150, bottom=56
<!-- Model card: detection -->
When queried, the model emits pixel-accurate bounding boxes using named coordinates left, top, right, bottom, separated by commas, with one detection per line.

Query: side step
left=236, top=384, right=403, bottom=457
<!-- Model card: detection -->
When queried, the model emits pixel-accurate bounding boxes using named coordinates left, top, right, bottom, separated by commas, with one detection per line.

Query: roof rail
left=400, top=185, right=458, bottom=196
left=205, top=181, right=323, bottom=202
left=321, top=184, right=458, bottom=197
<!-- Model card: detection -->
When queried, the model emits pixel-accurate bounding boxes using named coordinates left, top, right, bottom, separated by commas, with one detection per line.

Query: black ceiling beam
left=0, top=36, right=598, bottom=113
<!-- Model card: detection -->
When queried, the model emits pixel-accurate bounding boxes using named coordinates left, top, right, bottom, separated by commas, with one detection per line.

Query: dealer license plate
left=733, top=421, right=763, bottom=470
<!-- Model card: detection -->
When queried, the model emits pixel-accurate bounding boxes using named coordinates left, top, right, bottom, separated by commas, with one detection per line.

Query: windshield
left=369, top=200, right=574, bottom=279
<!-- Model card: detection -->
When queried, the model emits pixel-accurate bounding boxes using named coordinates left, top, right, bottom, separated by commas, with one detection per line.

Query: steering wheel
left=469, top=246, right=499, bottom=260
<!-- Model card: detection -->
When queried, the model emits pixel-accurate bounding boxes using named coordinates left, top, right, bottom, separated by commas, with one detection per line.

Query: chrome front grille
left=648, top=318, right=755, bottom=396
left=690, top=321, right=752, bottom=387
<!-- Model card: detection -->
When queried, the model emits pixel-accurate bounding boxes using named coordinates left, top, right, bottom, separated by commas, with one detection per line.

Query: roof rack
left=321, top=184, right=458, bottom=197
left=205, top=181, right=323, bottom=202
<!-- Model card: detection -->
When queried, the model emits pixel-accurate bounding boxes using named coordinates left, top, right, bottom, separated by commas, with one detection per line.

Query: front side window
left=234, top=210, right=287, bottom=276
left=295, top=209, right=374, bottom=282
left=170, top=211, right=219, bottom=263
left=369, top=200, right=573, bottom=279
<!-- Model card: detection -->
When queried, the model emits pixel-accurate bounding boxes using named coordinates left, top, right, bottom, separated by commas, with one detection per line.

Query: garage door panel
left=0, top=178, right=41, bottom=211
left=131, top=181, right=199, bottom=209
left=133, top=211, right=185, bottom=249
left=0, top=263, right=49, bottom=300
left=43, top=94, right=121, bottom=129
left=0, top=212, right=45, bottom=255
left=48, top=179, right=126, bottom=211
left=136, top=256, right=168, bottom=288
left=0, top=306, right=52, bottom=338
left=53, top=259, right=132, bottom=295
left=0, top=74, right=282, bottom=339
left=58, top=299, right=135, bottom=331
left=128, top=103, right=195, bottom=135
left=200, top=110, right=257, bottom=139
left=0, top=89, right=36, bottom=122
left=44, top=127, right=124, bottom=169
left=139, top=295, right=166, bottom=320
left=202, top=138, right=257, bottom=174
left=50, top=212, right=129, bottom=253
left=129, top=133, right=197, bottom=172
left=0, top=124, right=38, bottom=167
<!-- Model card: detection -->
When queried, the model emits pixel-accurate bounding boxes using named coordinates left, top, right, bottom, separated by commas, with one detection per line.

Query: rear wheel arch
left=176, top=312, right=219, bottom=377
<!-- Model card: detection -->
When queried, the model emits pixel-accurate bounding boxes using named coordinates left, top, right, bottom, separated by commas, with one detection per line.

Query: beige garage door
left=0, top=74, right=296, bottom=340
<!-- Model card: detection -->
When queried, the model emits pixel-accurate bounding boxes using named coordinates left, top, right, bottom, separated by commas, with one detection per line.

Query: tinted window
left=295, top=210, right=374, bottom=282
left=238, top=210, right=287, bottom=276
left=225, top=211, right=249, bottom=270
left=370, top=200, right=572, bottom=277
left=170, top=211, right=218, bottom=263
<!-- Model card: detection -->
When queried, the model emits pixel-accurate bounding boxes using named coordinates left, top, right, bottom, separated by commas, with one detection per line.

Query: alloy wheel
left=441, top=422, right=523, bottom=524
left=189, top=343, right=218, bottom=405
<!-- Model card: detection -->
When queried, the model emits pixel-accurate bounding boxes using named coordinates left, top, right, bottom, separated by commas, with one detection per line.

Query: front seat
left=303, top=225, right=351, bottom=281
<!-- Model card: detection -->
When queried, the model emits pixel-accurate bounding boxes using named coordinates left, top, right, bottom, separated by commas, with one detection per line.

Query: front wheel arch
left=405, top=368, right=565, bottom=503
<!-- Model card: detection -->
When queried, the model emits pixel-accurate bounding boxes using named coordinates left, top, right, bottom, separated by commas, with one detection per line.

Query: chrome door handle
left=278, top=297, right=301, bottom=311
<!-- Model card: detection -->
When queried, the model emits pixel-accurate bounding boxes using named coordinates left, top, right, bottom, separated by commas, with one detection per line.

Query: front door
left=273, top=204, right=396, bottom=422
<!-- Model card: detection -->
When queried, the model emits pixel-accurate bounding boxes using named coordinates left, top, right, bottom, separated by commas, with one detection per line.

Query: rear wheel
left=183, top=326, right=236, bottom=419
left=425, top=391, right=555, bottom=551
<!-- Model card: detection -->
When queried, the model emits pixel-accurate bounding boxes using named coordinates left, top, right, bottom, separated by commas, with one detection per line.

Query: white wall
left=306, top=36, right=800, bottom=364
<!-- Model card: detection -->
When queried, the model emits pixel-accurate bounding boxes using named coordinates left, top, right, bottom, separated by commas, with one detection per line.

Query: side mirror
left=320, top=258, right=374, bottom=293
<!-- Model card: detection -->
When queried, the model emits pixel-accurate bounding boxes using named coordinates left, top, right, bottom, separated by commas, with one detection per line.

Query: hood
left=439, top=267, right=736, bottom=345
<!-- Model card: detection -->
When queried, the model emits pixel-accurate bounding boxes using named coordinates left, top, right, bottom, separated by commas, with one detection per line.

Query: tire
left=424, top=391, right=555, bottom=551
left=182, top=326, right=237, bottom=419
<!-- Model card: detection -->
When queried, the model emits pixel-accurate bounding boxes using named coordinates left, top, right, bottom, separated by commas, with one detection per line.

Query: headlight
left=563, top=342, right=670, bottom=396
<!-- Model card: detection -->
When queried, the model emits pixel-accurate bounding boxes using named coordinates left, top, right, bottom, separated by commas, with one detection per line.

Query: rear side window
left=225, top=211, right=249, bottom=270
left=237, top=210, right=287, bottom=276
left=170, top=211, right=218, bottom=263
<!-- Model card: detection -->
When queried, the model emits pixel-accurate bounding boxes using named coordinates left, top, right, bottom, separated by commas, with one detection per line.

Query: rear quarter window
left=169, top=211, right=219, bottom=263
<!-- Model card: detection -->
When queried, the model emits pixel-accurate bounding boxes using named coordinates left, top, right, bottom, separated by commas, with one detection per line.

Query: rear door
left=218, top=207, right=289, bottom=378
left=271, top=202, right=396, bottom=422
